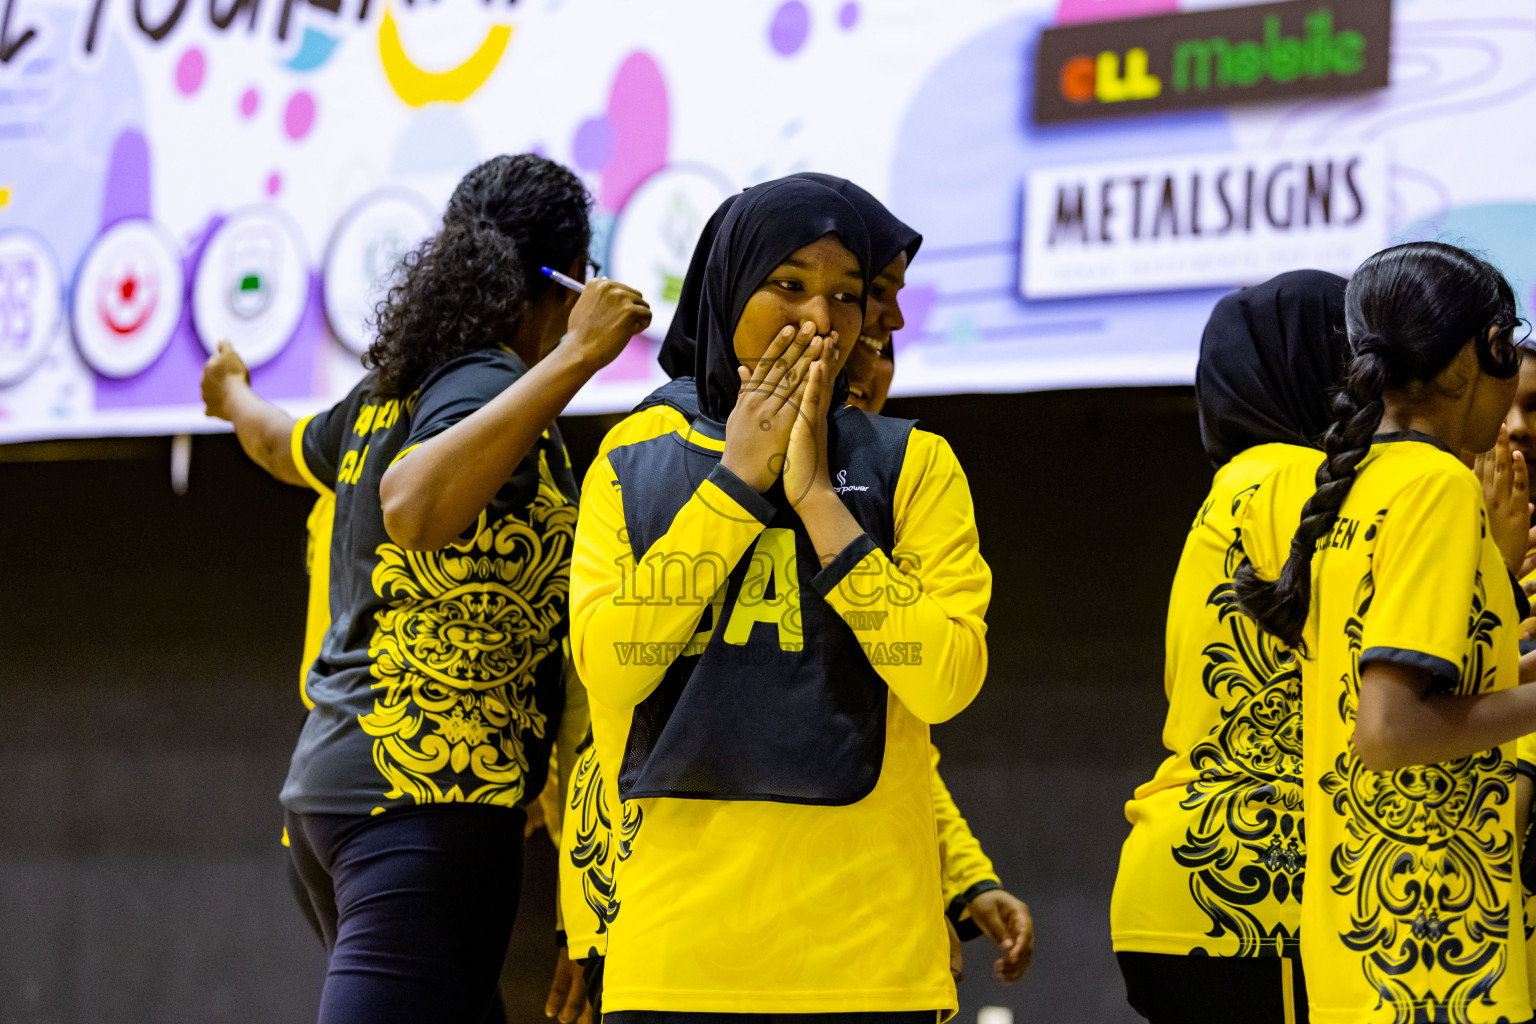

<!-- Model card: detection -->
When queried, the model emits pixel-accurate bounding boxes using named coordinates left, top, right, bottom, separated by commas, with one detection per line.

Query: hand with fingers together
left=1474, top=423, right=1532, bottom=577
left=721, top=320, right=823, bottom=493
left=782, top=329, right=843, bottom=509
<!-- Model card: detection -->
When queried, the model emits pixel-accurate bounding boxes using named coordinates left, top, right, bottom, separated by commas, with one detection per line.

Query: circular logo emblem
left=193, top=206, right=310, bottom=368
left=607, top=165, right=733, bottom=342
left=0, top=230, right=63, bottom=387
left=323, top=188, right=436, bottom=356
left=72, top=219, right=184, bottom=379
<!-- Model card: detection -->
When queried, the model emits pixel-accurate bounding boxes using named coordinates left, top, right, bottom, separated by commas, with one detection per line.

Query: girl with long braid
left=1234, top=241, right=1536, bottom=1024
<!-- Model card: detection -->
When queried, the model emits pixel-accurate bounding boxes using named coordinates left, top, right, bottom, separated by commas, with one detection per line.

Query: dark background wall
left=0, top=386, right=1210, bottom=1024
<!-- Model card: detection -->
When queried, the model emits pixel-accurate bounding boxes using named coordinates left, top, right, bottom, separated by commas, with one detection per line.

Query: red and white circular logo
left=72, top=220, right=184, bottom=378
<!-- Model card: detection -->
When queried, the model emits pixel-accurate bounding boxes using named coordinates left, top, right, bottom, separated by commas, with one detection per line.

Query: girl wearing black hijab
left=1109, top=270, right=1349, bottom=1024
left=567, top=176, right=990, bottom=1017
left=556, top=176, right=1020, bottom=1018
left=646, top=172, right=921, bottom=420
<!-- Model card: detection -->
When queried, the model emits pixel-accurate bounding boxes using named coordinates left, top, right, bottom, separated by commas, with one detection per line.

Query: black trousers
left=1117, top=951, right=1308, bottom=1024
left=285, top=803, right=525, bottom=1024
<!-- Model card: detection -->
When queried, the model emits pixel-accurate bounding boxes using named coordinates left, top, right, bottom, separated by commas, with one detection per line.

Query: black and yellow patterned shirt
left=1111, top=442, right=1318, bottom=959
left=280, top=348, right=579, bottom=816
left=1303, top=437, right=1526, bottom=1024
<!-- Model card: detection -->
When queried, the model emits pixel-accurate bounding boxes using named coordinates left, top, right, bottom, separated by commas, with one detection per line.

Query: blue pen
left=540, top=266, right=586, bottom=293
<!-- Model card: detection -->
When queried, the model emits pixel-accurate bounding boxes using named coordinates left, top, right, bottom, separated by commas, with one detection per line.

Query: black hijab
left=659, top=174, right=916, bottom=382
left=1195, top=269, right=1349, bottom=469
left=692, top=177, right=872, bottom=423
left=657, top=193, right=738, bottom=379
left=793, top=172, right=921, bottom=279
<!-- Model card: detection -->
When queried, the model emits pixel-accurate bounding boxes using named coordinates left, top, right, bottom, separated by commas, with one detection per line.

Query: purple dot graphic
left=267, top=173, right=282, bottom=196
left=175, top=48, right=205, bottom=95
left=572, top=116, right=614, bottom=171
left=769, top=1, right=810, bottom=56
left=240, top=88, right=259, bottom=118
left=284, top=91, right=316, bottom=140
left=839, top=2, right=859, bottom=29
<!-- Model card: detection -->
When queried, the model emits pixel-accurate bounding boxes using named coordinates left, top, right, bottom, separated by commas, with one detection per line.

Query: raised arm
left=812, top=429, right=991, bottom=724
left=568, top=453, right=774, bottom=710
left=781, top=354, right=990, bottom=724
left=201, top=341, right=305, bottom=486
left=1353, top=467, right=1536, bottom=771
left=1355, top=657, right=1536, bottom=771
left=380, top=280, right=649, bottom=551
left=570, top=326, right=821, bottom=709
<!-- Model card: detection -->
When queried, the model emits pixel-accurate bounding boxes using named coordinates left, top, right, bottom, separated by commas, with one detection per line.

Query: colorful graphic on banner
left=324, top=189, right=437, bottom=356
left=1, top=0, right=1534, bottom=442
left=72, top=220, right=184, bottom=379
left=1032, top=0, right=1393, bottom=124
left=193, top=207, right=311, bottom=369
left=607, top=165, right=734, bottom=344
left=0, top=230, right=61, bottom=387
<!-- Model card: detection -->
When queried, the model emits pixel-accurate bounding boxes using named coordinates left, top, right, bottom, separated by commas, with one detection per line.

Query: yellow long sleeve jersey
left=930, top=745, right=1003, bottom=930
left=560, top=732, right=1001, bottom=962
left=568, top=407, right=990, bottom=1013
left=558, top=407, right=1000, bottom=966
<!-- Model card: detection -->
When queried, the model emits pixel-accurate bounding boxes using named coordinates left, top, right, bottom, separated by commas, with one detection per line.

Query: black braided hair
left=365, top=154, right=593, bottom=399
left=1233, top=241, right=1520, bottom=650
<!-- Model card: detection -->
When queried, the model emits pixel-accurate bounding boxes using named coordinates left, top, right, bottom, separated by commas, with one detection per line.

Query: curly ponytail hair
left=365, top=154, right=593, bottom=399
left=1233, top=241, right=1521, bottom=650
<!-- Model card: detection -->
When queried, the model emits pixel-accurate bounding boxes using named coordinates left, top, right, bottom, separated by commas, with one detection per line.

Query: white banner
left=1022, top=145, right=1391, bottom=299
left=3, top=1, right=1536, bottom=441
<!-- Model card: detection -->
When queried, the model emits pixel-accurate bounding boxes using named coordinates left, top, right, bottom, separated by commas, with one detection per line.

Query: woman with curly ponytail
left=1111, top=271, right=1348, bottom=1024
left=200, top=153, right=651, bottom=1024
left=1236, top=242, right=1536, bottom=1024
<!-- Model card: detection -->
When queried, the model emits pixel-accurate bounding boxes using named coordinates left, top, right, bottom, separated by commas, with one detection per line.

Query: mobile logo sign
left=1033, top=0, right=1391, bottom=125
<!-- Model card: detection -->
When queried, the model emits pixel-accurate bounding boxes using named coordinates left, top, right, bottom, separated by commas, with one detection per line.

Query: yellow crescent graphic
left=0, top=187, right=10, bottom=208
left=378, top=6, right=512, bottom=108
